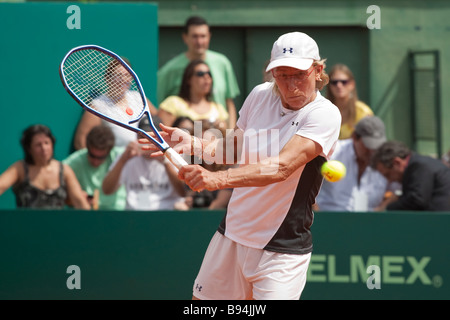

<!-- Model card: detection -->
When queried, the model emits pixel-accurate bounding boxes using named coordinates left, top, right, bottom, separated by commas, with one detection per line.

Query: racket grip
left=164, top=148, right=188, bottom=170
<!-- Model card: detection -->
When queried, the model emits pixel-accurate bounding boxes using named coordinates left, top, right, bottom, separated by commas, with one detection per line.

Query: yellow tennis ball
left=321, top=160, right=346, bottom=182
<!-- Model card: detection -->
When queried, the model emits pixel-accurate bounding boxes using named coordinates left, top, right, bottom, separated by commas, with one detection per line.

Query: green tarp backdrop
left=0, top=209, right=448, bottom=300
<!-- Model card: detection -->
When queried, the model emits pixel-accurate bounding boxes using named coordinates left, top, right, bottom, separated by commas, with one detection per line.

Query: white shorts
left=192, top=232, right=311, bottom=300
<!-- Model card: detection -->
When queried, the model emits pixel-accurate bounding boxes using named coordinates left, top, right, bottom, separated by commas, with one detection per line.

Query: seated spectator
left=326, top=64, right=374, bottom=139
left=158, top=60, right=228, bottom=130
left=173, top=116, right=195, bottom=135
left=63, top=125, right=126, bottom=210
left=371, top=140, right=450, bottom=211
left=172, top=116, right=196, bottom=165
left=174, top=120, right=233, bottom=210
left=73, top=57, right=157, bottom=150
left=0, top=124, right=90, bottom=209
left=441, top=150, right=450, bottom=168
left=102, top=118, right=185, bottom=210
left=315, top=116, right=389, bottom=211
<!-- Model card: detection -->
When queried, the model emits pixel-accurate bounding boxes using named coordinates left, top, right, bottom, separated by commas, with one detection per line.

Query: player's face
left=183, top=25, right=211, bottom=56
left=273, top=65, right=321, bottom=110
left=329, top=70, right=355, bottom=100
left=190, top=64, right=212, bottom=96
left=29, top=133, right=53, bottom=164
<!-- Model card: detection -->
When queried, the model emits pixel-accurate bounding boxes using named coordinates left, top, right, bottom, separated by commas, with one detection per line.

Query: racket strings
left=62, top=48, right=145, bottom=123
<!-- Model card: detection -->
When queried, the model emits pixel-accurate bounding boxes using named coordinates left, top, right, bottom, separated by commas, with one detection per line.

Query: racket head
left=60, top=45, right=168, bottom=151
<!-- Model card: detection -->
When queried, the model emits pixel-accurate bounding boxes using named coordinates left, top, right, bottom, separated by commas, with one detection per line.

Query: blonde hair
left=271, top=59, right=329, bottom=96
left=325, top=64, right=358, bottom=127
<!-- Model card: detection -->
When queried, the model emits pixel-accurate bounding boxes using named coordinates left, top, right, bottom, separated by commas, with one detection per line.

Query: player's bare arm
left=180, top=134, right=322, bottom=192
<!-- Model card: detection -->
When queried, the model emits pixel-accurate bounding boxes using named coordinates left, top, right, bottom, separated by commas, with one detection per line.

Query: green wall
left=0, top=2, right=158, bottom=209
left=1, top=209, right=449, bottom=300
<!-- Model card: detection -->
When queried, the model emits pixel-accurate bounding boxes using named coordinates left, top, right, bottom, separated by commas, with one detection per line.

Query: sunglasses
left=195, top=71, right=212, bottom=77
left=88, top=150, right=109, bottom=160
left=330, top=79, right=350, bottom=86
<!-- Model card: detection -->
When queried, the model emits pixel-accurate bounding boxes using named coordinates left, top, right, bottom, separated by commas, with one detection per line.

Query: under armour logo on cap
left=266, top=32, right=321, bottom=72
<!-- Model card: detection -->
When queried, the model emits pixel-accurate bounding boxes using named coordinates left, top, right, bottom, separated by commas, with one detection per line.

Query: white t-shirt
left=315, top=139, right=388, bottom=211
left=218, top=82, right=341, bottom=254
left=111, top=156, right=183, bottom=210
left=92, top=91, right=143, bottom=147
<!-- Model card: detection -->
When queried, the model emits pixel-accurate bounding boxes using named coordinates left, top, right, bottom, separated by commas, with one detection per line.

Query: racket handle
left=164, top=148, right=188, bottom=170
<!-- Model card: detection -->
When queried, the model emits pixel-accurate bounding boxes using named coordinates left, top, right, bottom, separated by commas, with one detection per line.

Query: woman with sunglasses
left=158, top=60, right=229, bottom=129
left=326, top=64, right=373, bottom=139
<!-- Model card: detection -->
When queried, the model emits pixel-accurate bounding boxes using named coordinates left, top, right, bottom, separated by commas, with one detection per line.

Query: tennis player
left=142, top=32, right=341, bottom=300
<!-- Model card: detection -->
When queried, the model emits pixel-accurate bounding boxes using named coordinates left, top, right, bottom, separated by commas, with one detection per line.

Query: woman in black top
left=0, top=124, right=90, bottom=209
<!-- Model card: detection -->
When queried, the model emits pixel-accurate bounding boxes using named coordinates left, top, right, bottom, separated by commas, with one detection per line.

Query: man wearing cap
left=140, top=32, right=341, bottom=299
left=315, top=116, right=391, bottom=212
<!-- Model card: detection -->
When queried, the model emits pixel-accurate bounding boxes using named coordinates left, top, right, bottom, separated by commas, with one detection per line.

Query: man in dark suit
left=371, top=140, right=450, bottom=211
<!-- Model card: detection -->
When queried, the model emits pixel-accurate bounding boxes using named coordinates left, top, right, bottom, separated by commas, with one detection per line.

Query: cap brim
left=362, top=136, right=386, bottom=150
left=266, top=58, right=314, bottom=72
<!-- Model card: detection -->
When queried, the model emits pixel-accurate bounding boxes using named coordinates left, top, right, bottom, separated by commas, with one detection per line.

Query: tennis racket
left=59, top=44, right=187, bottom=169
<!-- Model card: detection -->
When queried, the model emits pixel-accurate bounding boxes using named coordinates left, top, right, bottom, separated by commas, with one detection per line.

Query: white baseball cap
left=266, top=32, right=321, bottom=72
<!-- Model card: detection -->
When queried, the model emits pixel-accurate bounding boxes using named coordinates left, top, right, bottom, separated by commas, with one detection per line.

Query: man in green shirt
left=63, top=126, right=126, bottom=210
left=157, top=16, right=240, bottom=128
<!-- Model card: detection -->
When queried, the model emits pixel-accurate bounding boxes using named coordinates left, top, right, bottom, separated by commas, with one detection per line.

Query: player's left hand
left=139, top=123, right=192, bottom=155
left=178, top=165, right=225, bottom=192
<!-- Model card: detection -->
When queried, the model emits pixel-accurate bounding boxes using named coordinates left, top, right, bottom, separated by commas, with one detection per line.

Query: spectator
left=174, top=120, right=233, bottom=210
left=262, top=59, right=273, bottom=82
left=157, top=16, right=240, bottom=128
left=441, top=150, right=450, bottom=168
left=371, top=140, right=450, bottom=211
left=326, top=64, right=373, bottom=139
left=158, top=60, right=228, bottom=130
left=0, top=124, right=90, bottom=209
left=315, top=116, right=389, bottom=211
left=173, top=116, right=195, bottom=135
left=102, top=119, right=185, bottom=210
left=172, top=116, right=196, bottom=166
left=73, top=57, right=157, bottom=150
left=63, top=125, right=126, bottom=210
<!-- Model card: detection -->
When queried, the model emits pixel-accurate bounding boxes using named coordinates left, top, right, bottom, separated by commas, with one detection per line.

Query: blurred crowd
left=1, top=15, right=449, bottom=213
